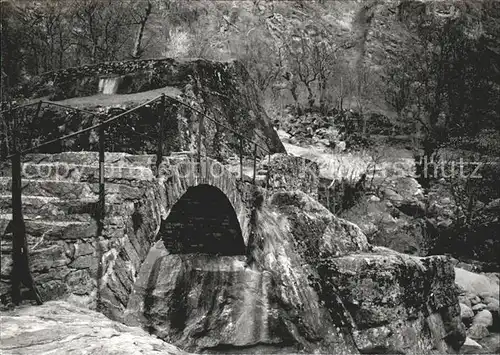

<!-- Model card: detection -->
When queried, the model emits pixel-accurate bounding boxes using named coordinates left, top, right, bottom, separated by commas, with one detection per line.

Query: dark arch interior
left=159, top=184, right=246, bottom=255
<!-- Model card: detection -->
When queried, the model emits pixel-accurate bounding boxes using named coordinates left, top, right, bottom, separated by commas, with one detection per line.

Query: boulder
left=383, top=188, right=404, bottom=203
left=320, top=249, right=465, bottom=353
left=470, top=295, right=482, bottom=306
left=461, top=336, right=483, bottom=352
left=459, top=295, right=472, bottom=308
left=124, top=191, right=365, bottom=354
left=473, top=310, right=493, bottom=328
left=474, top=333, right=500, bottom=354
left=467, top=324, right=489, bottom=340
left=472, top=303, right=487, bottom=312
left=0, top=301, right=188, bottom=355
left=460, top=337, right=482, bottom=352
left=455, top=268, right=500, bottom=301
left=486, top=299, right=499, bottom=325
left=486, top=299, right=500, bottom=312
left=460, top=303, right=474, bottom=323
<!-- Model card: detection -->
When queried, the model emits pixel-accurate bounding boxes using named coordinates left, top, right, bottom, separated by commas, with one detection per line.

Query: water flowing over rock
left=99, top=76, right=122, bottom=94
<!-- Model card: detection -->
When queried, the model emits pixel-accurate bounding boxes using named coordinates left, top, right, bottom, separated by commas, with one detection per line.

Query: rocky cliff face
left=151, top=0, right=499, bottom=118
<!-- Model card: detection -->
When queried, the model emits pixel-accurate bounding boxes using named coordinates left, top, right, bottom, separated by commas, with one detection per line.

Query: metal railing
left=1, top=93, right=273, bottom=305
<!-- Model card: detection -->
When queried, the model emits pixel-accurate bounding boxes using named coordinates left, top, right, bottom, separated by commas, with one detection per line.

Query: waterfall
left=98, top=77, right=121, bottom=94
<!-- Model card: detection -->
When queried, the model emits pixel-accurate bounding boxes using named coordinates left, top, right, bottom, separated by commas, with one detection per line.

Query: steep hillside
left=152, top=0, right=500, bottom=117
left=6, top=0, right=499, bottom=120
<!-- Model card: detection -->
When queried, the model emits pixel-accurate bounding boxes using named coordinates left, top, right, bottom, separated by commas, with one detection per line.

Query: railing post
left=10, top=110, right=42, bottom=305
left=333, top=186, right=336, bottom=215
left=326, top=187, right=330, bottom=213
left=239, top=137, right=243, bottom=182
left=1, top=105, right=10, bottom=158
left=197, top=113, right=203, bottom=179
left=98, top=119, right=105, bottom=236
left=266, top=152, right=271, bottom=190
left=252, top=143, right=257, bottom=185
left=10, top=107, right=22, bottom=304
left=34, top=100, right=42, bottom=120
left=156, top=94, right=165, bottom=174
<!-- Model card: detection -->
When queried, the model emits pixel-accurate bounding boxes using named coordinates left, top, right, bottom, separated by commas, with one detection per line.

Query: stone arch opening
left=159, top=184, right=246, bottom=255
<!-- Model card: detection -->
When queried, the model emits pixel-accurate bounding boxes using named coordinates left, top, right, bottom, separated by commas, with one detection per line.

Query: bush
left=318, top=174, right=366, bottom=215
left=345, top=132, right=374, bottom=151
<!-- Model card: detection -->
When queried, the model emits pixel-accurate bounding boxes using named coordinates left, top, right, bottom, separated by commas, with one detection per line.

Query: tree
left=1, top=0, right=141, bottom=89
left=352, top=63, right=379, bottom=136
left=285, top=37, right=318, bottom=109
left=1, top=1, right=24, bottom=99
left=311, top=40, right=339, bottom=113
left=279, top=30, right=342, bottom=114
left=131, top=1, right=153, bottom=59
left=230, top=26, right=283, bottom=94
left=385, top=50, right=416, bottom=138
left=72, top=0, right=134, bottom=64
left=385, top=12, right=499, bottom=156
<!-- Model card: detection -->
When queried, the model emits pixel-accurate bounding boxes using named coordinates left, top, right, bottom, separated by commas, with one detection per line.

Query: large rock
left=455, top=268, right=500, bottom=301
left=486, top=298, right=500, bottom=328
left=459, top=295, right=472, bottom=308
left=320, top=247, right=466, bottom=354
left=473, top=310, right=493, bottom=328
left=460, top=337, right=482, bottom=352
left=0, top=301, right=188, bottom=355
left=472, top=303, right=487, bottom=312
left=467, top=324, right=489, bottom=340
left=460, top=303, right=474, bottom=324
left=472, top=333, right=500, bottom=355
left=125, top=244, right=286, bottom=352
left=125, top=191, right=364, bottom=354
left=486, top=299, right=499, bottom=314
left=125, top=190, right=465, bottom=354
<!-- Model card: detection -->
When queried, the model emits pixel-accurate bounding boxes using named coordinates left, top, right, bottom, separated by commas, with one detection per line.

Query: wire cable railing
left=1, top=93, right=273, bottom=306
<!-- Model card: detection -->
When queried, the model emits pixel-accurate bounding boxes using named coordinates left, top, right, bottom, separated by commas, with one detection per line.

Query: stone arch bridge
left=0, top=150, right=317, bottom=317
left=155, top=153, right=249, bottom=255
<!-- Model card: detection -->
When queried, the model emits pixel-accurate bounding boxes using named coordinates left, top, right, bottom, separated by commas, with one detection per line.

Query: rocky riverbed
left=455, top=267, right=500, bottom=354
